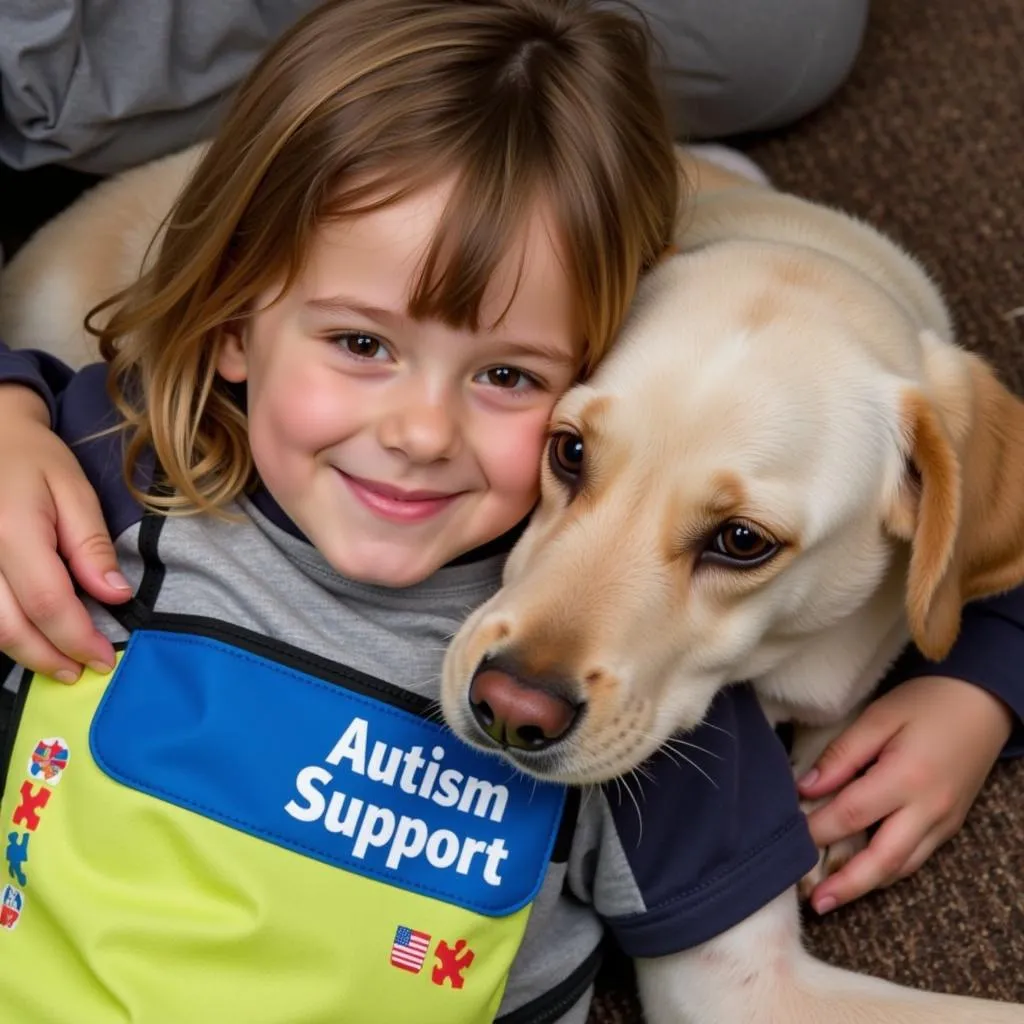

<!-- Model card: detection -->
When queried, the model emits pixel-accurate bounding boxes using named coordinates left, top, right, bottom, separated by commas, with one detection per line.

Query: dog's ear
left=886, top=346, right=1024, bottom=660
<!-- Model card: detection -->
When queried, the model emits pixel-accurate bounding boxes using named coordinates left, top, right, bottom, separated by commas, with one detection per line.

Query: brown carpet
left=590, top=0, right=1024, bottom=1017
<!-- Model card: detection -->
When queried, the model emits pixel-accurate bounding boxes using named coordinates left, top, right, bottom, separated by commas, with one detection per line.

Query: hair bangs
left=316, top=144, right=559, bottom=340
left=407, top=160, right=546, bottom=334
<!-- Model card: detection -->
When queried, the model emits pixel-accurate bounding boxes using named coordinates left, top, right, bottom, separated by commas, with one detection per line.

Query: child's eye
left=332, top=332, right=389, bottom=361
left=477, top=366, right=538, bottom=392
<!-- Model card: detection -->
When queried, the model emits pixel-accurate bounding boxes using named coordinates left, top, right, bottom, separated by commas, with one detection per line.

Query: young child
left=0, top=1, right=827, bottom=1021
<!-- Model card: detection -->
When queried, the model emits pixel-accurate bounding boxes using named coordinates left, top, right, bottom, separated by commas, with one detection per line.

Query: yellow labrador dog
left=3, top=147, right=1023, bottom=1024
left=438, top=186, right=1024, bottom=1019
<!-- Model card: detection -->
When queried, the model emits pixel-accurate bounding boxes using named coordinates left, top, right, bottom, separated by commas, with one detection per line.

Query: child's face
left=217, top=179, right=579, bottom=587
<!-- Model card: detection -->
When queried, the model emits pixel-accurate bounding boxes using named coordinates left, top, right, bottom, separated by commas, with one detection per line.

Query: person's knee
left=639, top=0, right=870, bottom=139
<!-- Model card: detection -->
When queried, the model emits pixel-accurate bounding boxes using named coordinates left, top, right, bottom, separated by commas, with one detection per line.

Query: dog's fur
left=3, top=148, right=1023, bottom=1022
left=0, top=144, right=205, bottom=369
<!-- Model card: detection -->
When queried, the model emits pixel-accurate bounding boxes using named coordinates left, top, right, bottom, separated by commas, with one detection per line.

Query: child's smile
left=338, top=471, right=466, bottom=524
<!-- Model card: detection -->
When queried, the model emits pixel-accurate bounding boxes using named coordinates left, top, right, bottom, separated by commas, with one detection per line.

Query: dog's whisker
left=632, top=730, right=720, bottom=789
left=630, top=727, right=718, bottom=766
left=579, top=782, right=601, bottom=818
left=693, top=719, right=735, bottom=740
left=674, top=751, right=719, bottom=789
left=663, top=736, right=723, bottom=761
left=611, top=775, right=627, bottom=810
left=422, top=701, right=448, bottom=727
left=657, top=745, right=684, bottom=769
left=620, top=771, right=645, bottom=845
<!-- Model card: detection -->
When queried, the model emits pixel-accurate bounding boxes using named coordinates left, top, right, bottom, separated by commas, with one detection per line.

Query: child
left=0, top=1, right=826, bottom=1021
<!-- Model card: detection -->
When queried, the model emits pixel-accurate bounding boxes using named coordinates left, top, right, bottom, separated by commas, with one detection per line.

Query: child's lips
left=339, top=472, right=463, bottom=522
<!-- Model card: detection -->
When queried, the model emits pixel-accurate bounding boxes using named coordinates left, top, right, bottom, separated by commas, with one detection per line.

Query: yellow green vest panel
left=0, top=625, right=567, bottom=1023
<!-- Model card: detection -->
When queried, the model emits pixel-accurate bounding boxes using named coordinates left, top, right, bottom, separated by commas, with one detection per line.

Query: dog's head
left=441, top=241, right=1024, bottom=782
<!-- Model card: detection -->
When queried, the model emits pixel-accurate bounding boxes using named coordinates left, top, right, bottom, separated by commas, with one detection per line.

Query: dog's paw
left=797, top=797, right=869, bottom=902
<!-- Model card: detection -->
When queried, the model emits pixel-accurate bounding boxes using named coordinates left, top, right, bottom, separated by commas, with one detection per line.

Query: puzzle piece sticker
left=12, top=782, right=51, bottom=832
left=5, top=833, right=29, bottom=887
left=0, top=884, right=23, bottom=930
left=432, top=939, right=475, bottom=989
left=28, top=737, right=70, bottom=786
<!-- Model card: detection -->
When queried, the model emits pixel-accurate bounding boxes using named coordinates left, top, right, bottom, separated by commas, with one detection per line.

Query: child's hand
left=0, top=384, right=129, bottom=679
left=797, top=675, right=1013, bottom=914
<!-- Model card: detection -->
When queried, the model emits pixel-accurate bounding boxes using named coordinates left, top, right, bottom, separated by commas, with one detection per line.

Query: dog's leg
left=788, top=717, right=870, bottom=898
left=635, top=889, right=1024, bottom=1024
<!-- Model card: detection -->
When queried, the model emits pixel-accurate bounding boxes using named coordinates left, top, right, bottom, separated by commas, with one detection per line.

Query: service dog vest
left=0, top=609, right=576, bottom=1023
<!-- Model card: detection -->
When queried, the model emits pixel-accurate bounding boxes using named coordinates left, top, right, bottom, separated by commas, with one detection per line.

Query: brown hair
left=95, top=0, right=681, bottom=514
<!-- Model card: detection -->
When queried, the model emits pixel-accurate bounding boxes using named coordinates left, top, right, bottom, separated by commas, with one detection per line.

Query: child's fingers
left=0, top=570, right=86, bottom=682
left=893, top=827, right=946, bottom=884
left=805, top=768, right=900, bottom=848
left=0, top=505, right=116, bottom=674
left=810, top=809, right=922, bottom=914
left=797, top=707, right=900, bottom=797
left=51, top=461, right=132, bottom=607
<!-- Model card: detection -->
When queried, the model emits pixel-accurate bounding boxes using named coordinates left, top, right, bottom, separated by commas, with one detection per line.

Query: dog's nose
left=469, top=665, right=579, bottom=750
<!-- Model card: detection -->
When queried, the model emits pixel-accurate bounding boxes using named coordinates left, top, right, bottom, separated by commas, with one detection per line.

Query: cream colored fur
left=2, top=146, right=1022, bottom=1023
left=0, top=143, right=206, bottom=366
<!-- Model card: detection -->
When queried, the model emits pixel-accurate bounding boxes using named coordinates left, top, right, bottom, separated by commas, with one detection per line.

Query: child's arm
left=0, top=347, right=131, bottom=679
left=797, top=595, right=1024, bottom=913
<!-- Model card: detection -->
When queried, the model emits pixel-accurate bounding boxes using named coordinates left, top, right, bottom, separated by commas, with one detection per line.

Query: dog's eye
left=703, top=521, right=779, bottom=567
left=549, top=431, right=585, bottom=485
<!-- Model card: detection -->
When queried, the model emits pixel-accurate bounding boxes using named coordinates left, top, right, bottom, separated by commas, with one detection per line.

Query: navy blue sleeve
left=0, top=346, right=145, bottom=540
left=0, top=342, right=75, bottom=425
left=883, top=591, right=1024, bottom=758
left=54, top=362, right=150, bottom=540
left=599, top=683, right=818, bottom=957
left=0, top=346, right=149, bottom=537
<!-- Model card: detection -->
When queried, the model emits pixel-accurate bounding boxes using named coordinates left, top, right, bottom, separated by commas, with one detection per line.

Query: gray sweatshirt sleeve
left=0, top=0, right=316, bottom=174
left=1, top=0, right=869, bottom=175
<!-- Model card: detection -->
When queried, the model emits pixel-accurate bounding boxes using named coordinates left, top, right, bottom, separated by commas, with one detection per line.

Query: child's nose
left=378, top=393, right=462, bottom=463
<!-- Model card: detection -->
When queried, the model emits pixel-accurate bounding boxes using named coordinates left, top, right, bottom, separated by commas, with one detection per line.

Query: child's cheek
left=483, top=410, right=550, bottom=505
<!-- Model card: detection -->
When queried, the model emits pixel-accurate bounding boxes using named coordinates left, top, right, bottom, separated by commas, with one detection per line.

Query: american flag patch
left=390, top=925, right=432, bottom=973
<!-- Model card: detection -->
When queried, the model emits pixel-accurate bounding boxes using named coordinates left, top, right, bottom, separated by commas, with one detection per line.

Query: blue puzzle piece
left=5, top=832, right=29, bottom=887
